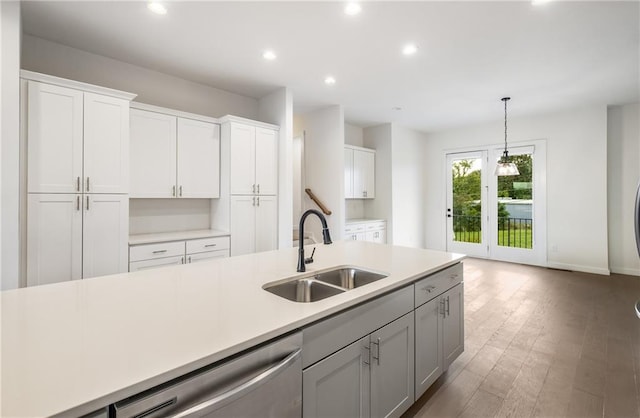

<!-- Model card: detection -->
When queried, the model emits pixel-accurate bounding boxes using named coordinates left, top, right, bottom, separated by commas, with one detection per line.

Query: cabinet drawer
left=186, top=249, right=229, bottom=263
left=186, top=236, right=230, bottom=254
left=129, top=241, right=185, bottom=262
left=303, top=285, right=413, bottom=369
left=414, top=263, right=463, bottom=307
left=129, top=255, right=184, bottom=272
left=365, top=222, right=386, bottom=231
left=344, top=224, right=366, bottom=233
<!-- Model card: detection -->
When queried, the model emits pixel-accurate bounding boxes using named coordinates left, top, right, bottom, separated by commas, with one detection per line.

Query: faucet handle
left=305, top=247, right=316, bottom=264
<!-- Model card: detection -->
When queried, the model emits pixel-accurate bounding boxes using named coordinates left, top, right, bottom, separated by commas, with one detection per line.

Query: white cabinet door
left=229, top=123, right=256, bottom=195
left=254, top=127, right=278, bottom=195
left=344, top=147, right=354, bottom=198
left=27, top=81, right=83, bottom=193
left=129, top=256, right=184, bottom=272
left=130, top=109, right=177, bottom=198
left=415, top=297, right=444, bottom=399
left=370, top=313, right=415, bottom=418
left=347, top=232, right=366, bottom=241
left=303, top=336, right=370, bottom=418
left=255, top=195, right=278, bottom=253
left=177, top=118, right=220, bottom=198
left=443, top=283, right=464, bottom=370
left=27, top=194, right=83, bottom=286
left=84, top=93, right=130, bottom=194
left=365, top=229, right=386, bottom=244
left=83, top=194, right=129, bottom=279
left=230, top=195, right=256, bottom=256
left=354, top=149, right=375, bottom=199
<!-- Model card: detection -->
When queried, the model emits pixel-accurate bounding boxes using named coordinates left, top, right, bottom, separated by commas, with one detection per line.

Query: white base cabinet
left=129, top=236, right=230, bottom=272
left=345, top=220, right=386, bottom=244
left=27, top=194, right=128, bottom=286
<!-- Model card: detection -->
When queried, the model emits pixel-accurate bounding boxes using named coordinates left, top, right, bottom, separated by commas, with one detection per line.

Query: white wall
left=21, top=35, right=259, bottom=119
left=363, top=124, right=393, bottom=242
left=424, top=105, right=610, bottom=275
left=258, top=88, right=293, bottom=249
left=297, top=106, right=345, bottom=243
left=130, top=199, right=211, bottom=235
left=1, top=1, right=21, bottom=290
left=607, top=103, right=640, bottom=276
left=391, top=124, right=426, bottom=248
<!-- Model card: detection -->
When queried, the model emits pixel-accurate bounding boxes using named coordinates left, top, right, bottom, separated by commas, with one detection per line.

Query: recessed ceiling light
left=344, top=2, right=362, bottom=16
left=147, top=2, right=167, bottom=15
left=531, top=0, right=552, bottom=5
left=324, top=76, right=336, bottom=85
left=392, top=107, right=402, bottom=111
left=263, top=50, right=277, bottom=61
left=402, top=44, right=418, bottom=56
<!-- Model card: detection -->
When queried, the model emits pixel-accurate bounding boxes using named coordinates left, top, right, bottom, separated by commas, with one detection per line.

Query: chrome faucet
left=298, top=209, right=332, bottom=272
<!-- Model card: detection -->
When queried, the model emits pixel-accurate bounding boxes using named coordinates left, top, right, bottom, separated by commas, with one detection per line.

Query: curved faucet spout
left=298, top=209, right=332, bottom=272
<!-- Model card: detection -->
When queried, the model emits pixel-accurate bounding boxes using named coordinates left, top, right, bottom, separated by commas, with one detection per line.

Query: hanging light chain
left=502, top=97, right=511, bottom=161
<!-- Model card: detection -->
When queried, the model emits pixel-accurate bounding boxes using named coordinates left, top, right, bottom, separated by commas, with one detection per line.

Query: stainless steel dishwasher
left=113, top=332, right=302, bottom=418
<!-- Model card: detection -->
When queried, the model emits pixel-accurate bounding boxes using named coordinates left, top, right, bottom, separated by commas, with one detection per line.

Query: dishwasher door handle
left=169, top=348, right=302, bottom=418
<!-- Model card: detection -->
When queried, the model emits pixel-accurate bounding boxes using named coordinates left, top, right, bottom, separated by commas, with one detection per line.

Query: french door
left=446, top=143, right=546, bottom=265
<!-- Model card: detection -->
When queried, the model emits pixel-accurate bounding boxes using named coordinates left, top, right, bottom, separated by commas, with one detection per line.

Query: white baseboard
left=610, top=266, right=640, bottom=277
left=546, top=262, right=610, bottom=276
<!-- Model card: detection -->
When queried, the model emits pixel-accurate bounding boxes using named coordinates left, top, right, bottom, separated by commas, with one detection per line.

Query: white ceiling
left=21, top=1, right=639, bottom=132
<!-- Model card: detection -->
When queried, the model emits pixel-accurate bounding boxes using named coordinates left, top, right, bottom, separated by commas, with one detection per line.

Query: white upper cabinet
left=228, top=121, right=278, bottom=196
left=27, top=81, right=83, bottom=194
left=177, top=118, right=220, bottom=198
left=130, top=109, right=177, bottom=198
left=27, top=80, right=130, bottom=194
left=344, top=147, right=354, bottom=199
left=84, top=93, right=130, bottom=194
left=129, top=105, right=220, bottom=199
left=345, top=145, right=375, bottom=199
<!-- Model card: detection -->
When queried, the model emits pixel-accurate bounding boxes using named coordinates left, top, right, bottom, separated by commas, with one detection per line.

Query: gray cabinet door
left=415, top=296, right=443, bottom=399
left=370, top=313, right=415, bottom=418
left=443, top=283, right=464, bottom=370
left=303, top=336, right=370, bottom=418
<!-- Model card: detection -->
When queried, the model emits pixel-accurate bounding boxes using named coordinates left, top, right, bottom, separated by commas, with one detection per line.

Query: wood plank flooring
left=404, top=258, right=640, bottom=418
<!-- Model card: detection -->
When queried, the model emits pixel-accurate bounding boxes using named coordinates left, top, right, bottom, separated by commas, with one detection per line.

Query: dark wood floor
left=404, top=258, right=640, bottom=418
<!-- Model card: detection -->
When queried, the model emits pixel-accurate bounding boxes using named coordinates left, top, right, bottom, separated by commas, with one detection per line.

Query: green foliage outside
left=452, top=155, right=533, bottom=249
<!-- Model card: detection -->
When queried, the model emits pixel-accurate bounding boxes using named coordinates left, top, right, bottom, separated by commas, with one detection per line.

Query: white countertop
left=345, top=218, right=386, bottom=224
left=1, top=241, right=464, bottom=417
left=129, top=229, right=230, bottom=245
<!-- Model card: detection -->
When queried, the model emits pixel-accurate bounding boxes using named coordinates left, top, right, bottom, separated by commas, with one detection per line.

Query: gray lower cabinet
left=303, top=336, right=370, bottom=418
left=415, top=282, right=464, bottom=399
left=303, top=313, right=414, bottom=418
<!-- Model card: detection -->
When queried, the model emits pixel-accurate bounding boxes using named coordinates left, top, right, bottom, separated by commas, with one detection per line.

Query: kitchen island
left=1, top=241, right=464, bottom=417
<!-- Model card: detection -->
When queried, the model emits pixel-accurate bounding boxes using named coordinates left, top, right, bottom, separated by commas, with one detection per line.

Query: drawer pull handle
left=204, top=244, right=217, bottom=248
left=423, top=285, right=436, bottom=293
left=152, top=250, right=168, bottom=254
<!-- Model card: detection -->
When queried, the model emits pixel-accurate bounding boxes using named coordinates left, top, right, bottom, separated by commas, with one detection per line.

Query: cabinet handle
left=76, top=195, right=80, bottom=211
left=86, top=177, right=90, bottom=192
left=256, top=196, right=260, bottom=206
left=440, top=298, right=446, bottom=318
left=181, top=256, right=184, bottom=264
left=423, top=285, right=436, bottom=293
left=172, top=185, right=176, bottom=197
left=204, top=244, right=217, bottom=248
left=446, top=295, right=450, bottom=316
left=188, top=256, right=192, bottom=263
left=252, top=184, right=256, bottom=194
left=363, top=345, right=370, bottom=366
left=363, top=191, right=366, bottom=197
left=76, top=176, right=80, bottom=192
left=352, top=235, right=357, bottom=240
left=86, top=195, right=90, bottom=211
left=179, top=185, right=183, bottom=197
left=372, top=337, right=380, bottom=365
left=257, top=184, right=260, bottom=194
left=152, top=250, right=167, bottom=254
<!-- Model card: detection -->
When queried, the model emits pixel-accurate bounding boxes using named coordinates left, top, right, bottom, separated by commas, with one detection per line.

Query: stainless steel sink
left=263, top=267, right=388, bottom=302
left=264, top=278, right=345, bottom=303
left=312, top=267, right=387, bottom=290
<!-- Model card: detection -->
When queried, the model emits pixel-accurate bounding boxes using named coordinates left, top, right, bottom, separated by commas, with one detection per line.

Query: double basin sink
left=263, top=267, right=388, bottom=303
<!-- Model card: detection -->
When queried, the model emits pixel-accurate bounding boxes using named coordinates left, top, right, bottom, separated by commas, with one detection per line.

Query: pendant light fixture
left=495, top=97, right=520, bottom=176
